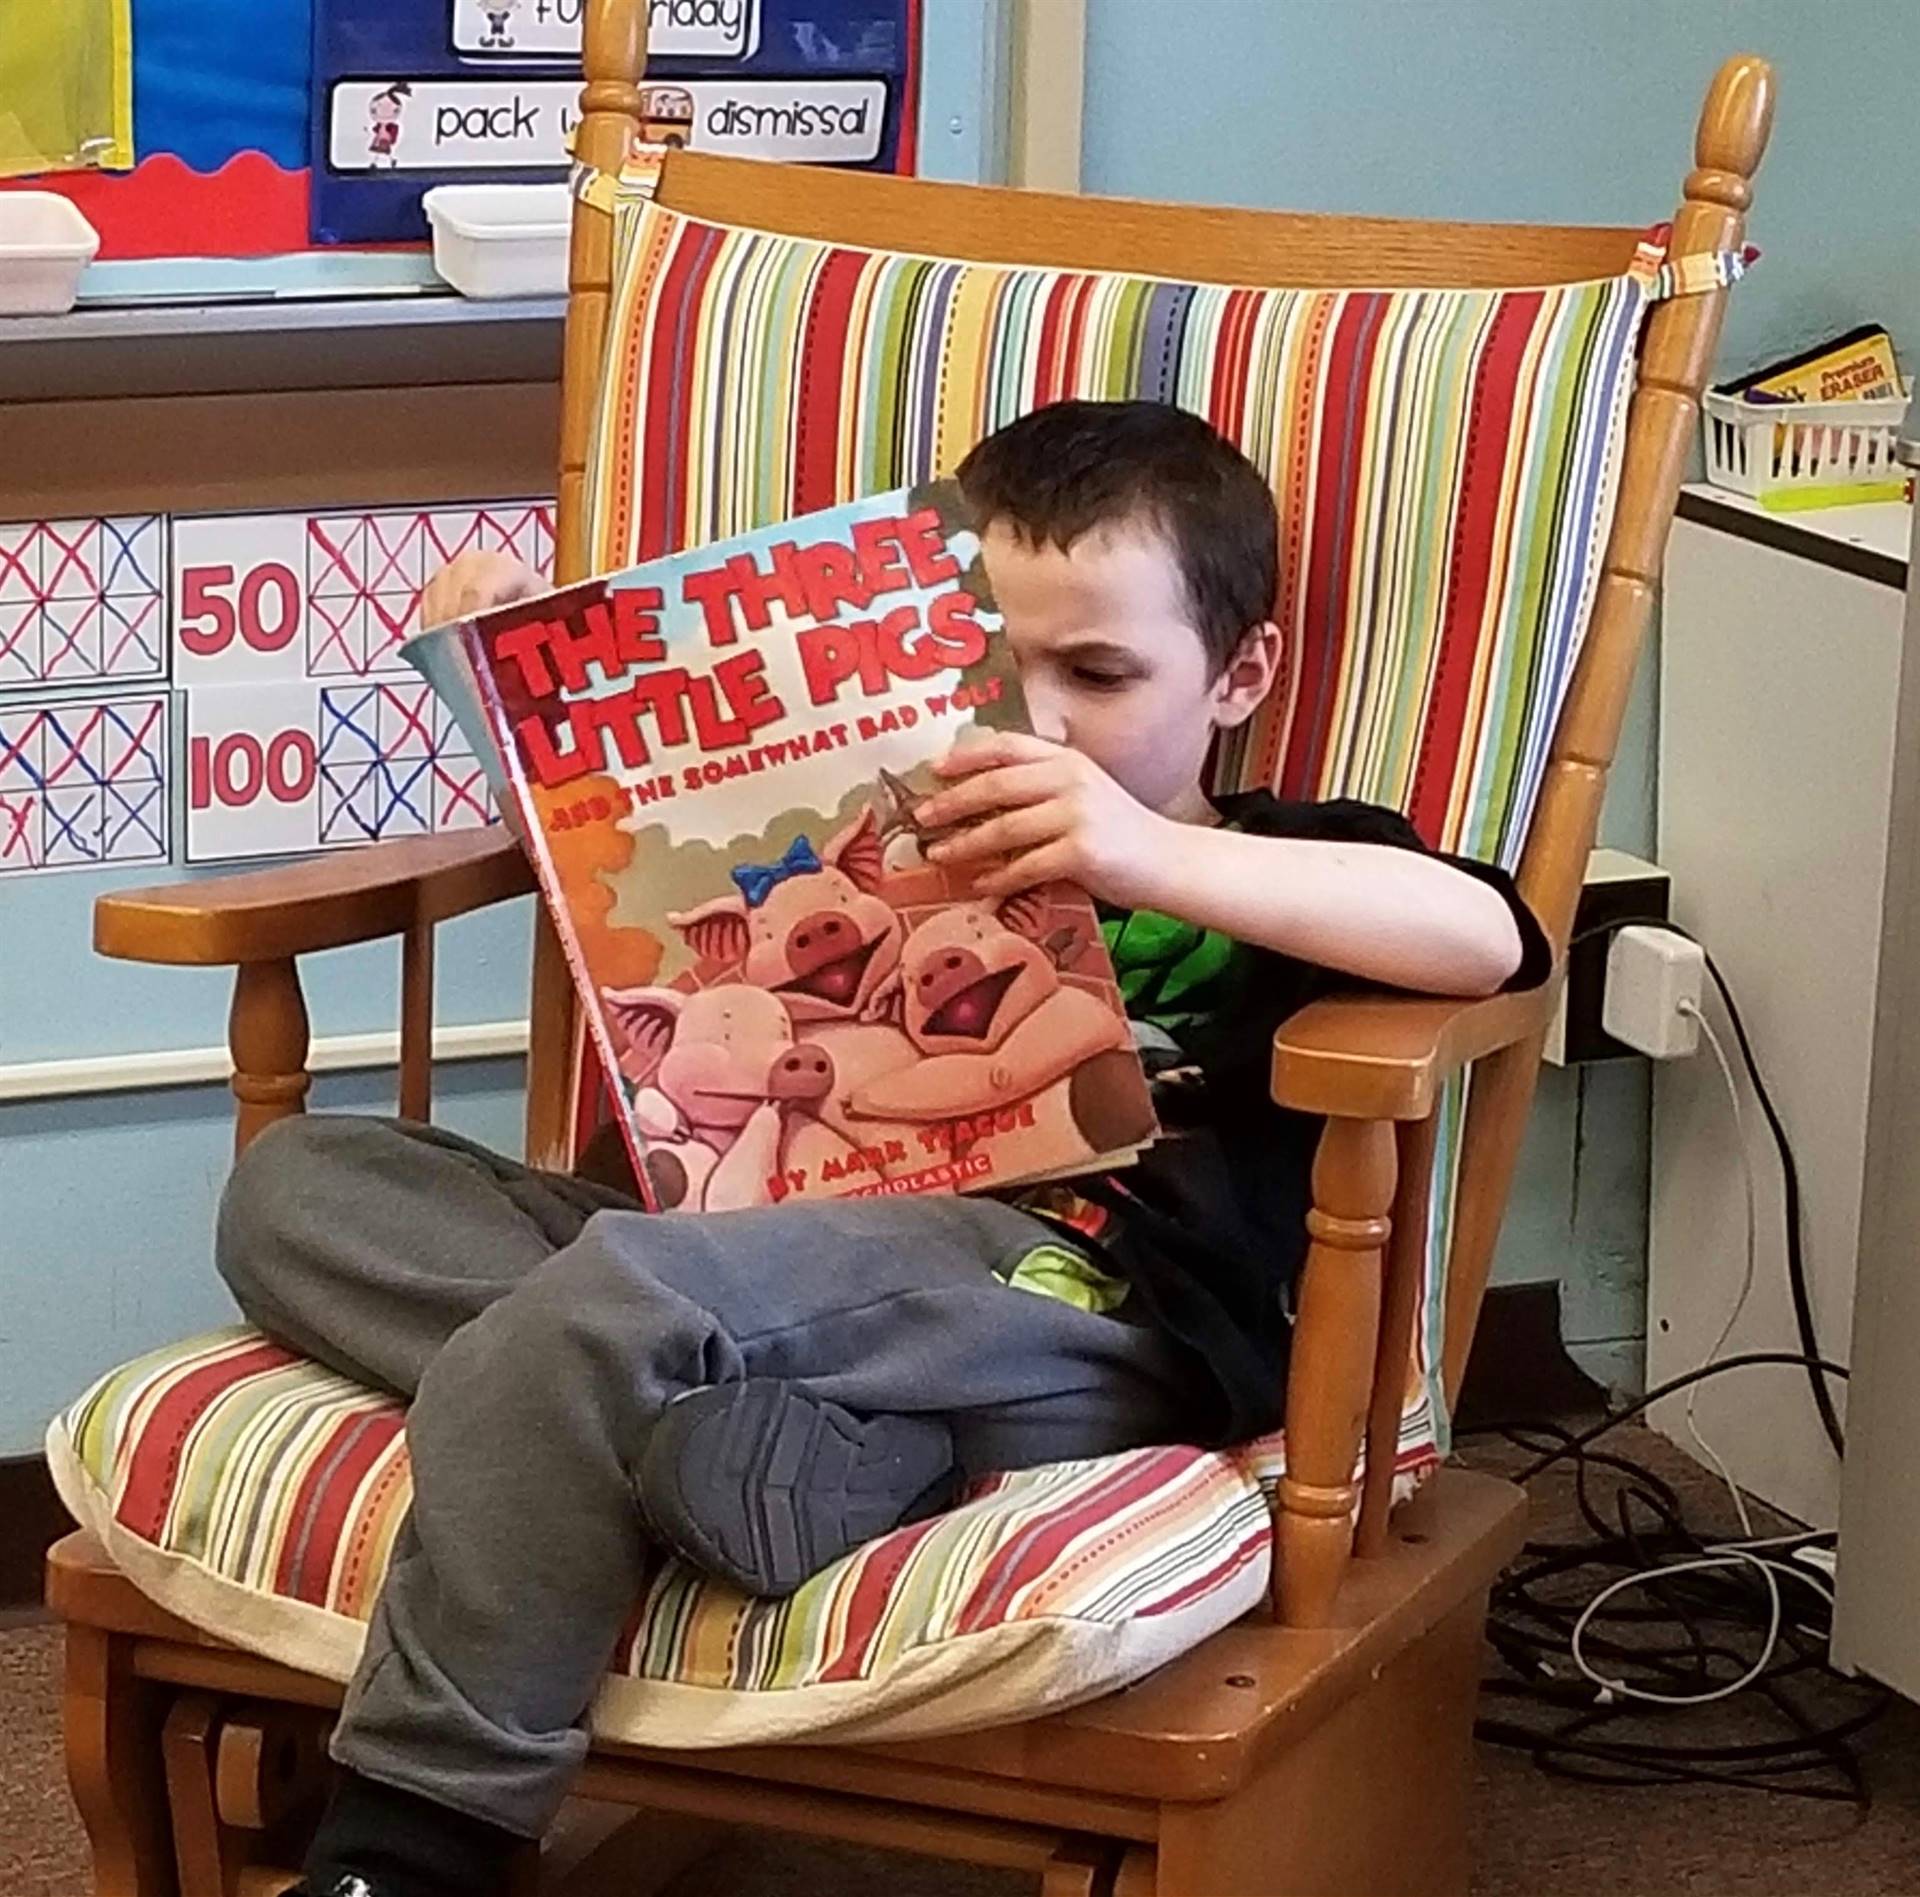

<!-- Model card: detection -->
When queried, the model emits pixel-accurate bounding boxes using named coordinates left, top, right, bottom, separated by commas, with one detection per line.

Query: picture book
left=406, top=480, right=1158, bottom=1213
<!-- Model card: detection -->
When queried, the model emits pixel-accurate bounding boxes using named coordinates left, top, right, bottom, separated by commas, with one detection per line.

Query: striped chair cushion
left=584, top=180, right=1668, bottom=1460
left=47, top=1327, right=1422, bottom=1747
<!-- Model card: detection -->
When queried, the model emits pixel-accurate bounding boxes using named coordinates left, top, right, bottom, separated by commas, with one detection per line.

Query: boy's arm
left=922, top=734, right=1542, bottom=1001
left=1135, top=822, right=1532, bottom=999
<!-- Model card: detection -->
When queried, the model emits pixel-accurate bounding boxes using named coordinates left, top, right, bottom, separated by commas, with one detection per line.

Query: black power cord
left=1474, top=911, right=1870, bottom=1801
left=1466, top=1356, right=1888, bottom=1806
left=1567, top=916, right=1845, bottom=1455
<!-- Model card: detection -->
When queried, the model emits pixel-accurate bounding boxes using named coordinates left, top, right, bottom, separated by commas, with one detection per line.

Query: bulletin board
left=313, top=0, right=922, bottom=243
left=8, top=0, right=921, bottom=263
left=0, top=502, right=555, bottom=881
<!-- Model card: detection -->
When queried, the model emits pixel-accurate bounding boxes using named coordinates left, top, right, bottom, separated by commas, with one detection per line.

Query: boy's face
left=980, top=517, right=1277, bottom=819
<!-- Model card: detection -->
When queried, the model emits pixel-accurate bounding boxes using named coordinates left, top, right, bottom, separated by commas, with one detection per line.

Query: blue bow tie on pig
left=732, top=835, right=823, bottom=908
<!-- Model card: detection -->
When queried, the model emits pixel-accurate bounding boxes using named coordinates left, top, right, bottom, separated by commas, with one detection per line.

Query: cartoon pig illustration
left=600, top=981, right=855, bottom=1211
left=667, top=806, right=924, bottom=1160
left=844, top=894, right=1153, bottom=1162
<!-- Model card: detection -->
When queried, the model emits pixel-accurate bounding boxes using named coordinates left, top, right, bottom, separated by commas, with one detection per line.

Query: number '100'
left=190, top=730, right=317, bottom=809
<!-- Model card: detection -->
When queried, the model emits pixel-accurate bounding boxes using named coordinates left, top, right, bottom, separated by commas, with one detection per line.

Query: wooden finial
left=1687, top=53, right=1776, bottom=212
left=583, top=0, right=647, bottom=107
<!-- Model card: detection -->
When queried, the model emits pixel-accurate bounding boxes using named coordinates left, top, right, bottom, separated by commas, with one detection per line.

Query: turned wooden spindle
left=229, top=957, right=312, bottom=1154
left=1440, top=53, right=1775, bottom=1402
left=1273, top=1116, right=1397, bottom=1625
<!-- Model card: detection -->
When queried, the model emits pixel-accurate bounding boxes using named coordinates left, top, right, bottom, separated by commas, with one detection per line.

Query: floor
left=7, top=1427, right=1919, bottom=1896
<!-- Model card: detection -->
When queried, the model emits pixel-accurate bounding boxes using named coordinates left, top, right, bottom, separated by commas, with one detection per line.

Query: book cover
left=407, top=480, right=1157, bottom=1213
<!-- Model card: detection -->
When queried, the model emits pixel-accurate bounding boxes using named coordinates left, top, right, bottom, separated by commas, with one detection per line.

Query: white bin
left=1703, top=381, right=1914, bottom=512
left=423, top=184, right=571, bottom=300
left=0, top=193, right=100, bottom=316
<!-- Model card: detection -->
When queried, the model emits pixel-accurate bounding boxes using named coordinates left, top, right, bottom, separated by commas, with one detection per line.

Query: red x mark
left=435, top=760, right=488, bottom=825
left=41, top=706, right=104, bottom=787
left=0, top=604, right=39, bottom=677
left=38, top=520, right=99, bottom=601
left=307, top=516, right=370, bottom=602
left=0, top=532, right=37, bottom=597
left=102, top=597, right=160, bottom=676
left=307, top=594, right=364, bottom=674
left=101, top=701, right=164, bottom=783
left=42, top=602, right=96, bottom=677
left=0, top=793, right=37, bottom=864
left=379, top=685, right=435, bottom=754
left=0, top=713, right=43, bottom=785
left=360, top=515, right=421, bottom=595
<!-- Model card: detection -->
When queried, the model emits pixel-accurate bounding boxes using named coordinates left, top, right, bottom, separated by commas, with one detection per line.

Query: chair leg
left=64, top=1622, right=181, bottom=1897
left=1152, top=1590, right=1485, bottom=1897
left=1039, top=1841, right=1119, bottom=1897
left=162, top=1696, right=246, bottom=1896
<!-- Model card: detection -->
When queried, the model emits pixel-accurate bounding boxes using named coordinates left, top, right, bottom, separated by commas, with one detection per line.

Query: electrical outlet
left=1544, top=849, right=1672, bottom=1065
left=1602, top=925, right=1705, bottom=1060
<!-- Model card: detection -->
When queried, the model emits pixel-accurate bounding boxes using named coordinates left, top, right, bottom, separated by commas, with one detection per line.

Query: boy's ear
left=1212, top=620, right=1281, bottom=731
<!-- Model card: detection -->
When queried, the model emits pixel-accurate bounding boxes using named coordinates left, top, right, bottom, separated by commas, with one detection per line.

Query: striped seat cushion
left=583, top=180, right=1668, bottom=1462
left=47, top=1327, right=1424, bottom=1746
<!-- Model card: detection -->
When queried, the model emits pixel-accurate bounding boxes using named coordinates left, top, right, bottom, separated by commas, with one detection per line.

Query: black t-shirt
left=1007, top=791, right=1552, bottom=1447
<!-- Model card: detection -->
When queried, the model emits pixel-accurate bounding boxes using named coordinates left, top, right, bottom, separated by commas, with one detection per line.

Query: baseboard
left=0, top=1452, right=74, bottom=1610
left=1454, top=1280, right=1609, bottom=1430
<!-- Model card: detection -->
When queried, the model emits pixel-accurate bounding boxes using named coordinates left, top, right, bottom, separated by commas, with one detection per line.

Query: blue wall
left=1084, top=0, right=1920, bottom=381
left=1084, top=0, right=1920, bottom=1384
left=1, top=879, right=531, bottom=1456
left=2, top=1050, right=527, bottom=1458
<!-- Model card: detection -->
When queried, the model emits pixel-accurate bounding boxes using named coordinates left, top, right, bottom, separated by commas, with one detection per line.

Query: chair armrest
left=93, top=826, right=536, bottom=967
left=1270, top=975, right=1561, bottom=1122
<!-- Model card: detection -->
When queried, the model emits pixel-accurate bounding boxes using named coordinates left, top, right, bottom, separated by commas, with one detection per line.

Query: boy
left=228, top=401, right=1548, bottom=1897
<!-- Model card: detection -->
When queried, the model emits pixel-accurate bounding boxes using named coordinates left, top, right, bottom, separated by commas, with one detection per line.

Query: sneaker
left=637, top=1379, right=959, bottom=1596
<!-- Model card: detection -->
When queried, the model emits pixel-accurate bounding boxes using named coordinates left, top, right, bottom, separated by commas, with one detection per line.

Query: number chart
left=172, top=502, right=554, bottom=862
left=0, top=695, right=169, bottom=877
left=0, top=498, right=556, bottom=878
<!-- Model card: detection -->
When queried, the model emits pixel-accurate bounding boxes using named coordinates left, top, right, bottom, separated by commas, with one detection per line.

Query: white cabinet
left=1834, top=473, right=1920, bottom=1700
left=1651, top=485, right=1911, bottom=1533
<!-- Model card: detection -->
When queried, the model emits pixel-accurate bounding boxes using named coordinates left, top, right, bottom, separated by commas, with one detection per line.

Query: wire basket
left=1702, top=381, right=1912, bottom=512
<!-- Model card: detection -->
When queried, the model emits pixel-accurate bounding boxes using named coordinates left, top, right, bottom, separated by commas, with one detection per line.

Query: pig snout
left=786, top=909, right=864, bottom=978
left=767, top=1042, right=834, bottom=1105
left=916, top=946, right=989, bottom=1013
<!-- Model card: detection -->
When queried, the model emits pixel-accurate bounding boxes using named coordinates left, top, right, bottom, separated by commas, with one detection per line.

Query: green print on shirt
left=1102, top=907, right=1250, bottom=1040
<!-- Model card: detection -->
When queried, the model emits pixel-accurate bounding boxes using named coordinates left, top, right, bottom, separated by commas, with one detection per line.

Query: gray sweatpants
left=215, top=1115, right=1195, bottom=1837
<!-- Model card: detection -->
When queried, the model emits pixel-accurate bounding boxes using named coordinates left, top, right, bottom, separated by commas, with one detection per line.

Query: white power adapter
left=1602, top=924, right=1706, bottom=1060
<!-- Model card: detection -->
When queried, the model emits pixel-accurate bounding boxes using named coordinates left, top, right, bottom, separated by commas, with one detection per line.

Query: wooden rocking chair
left=46, top=11, right=1774, bottom=1894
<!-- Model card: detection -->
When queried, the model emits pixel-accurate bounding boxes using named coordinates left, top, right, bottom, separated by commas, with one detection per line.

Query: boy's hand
left=418, top=551, right=544, bottom=633
left=918, top=732, right=1173, bottom=906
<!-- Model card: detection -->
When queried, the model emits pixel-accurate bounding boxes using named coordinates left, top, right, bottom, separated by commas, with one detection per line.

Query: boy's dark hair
left=954, top=400, right=1278, bottom=675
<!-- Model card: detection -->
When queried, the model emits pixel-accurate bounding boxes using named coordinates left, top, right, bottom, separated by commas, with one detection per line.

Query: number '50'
left=178, top=562, right=301, bottom=655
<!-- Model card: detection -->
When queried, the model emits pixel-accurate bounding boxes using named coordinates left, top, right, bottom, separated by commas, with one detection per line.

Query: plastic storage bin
left=0, top=193, right=100, bottom=315
left=423, top=184, right=571, bottom=300
left=1703, top=382, right=1913, bottom=512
